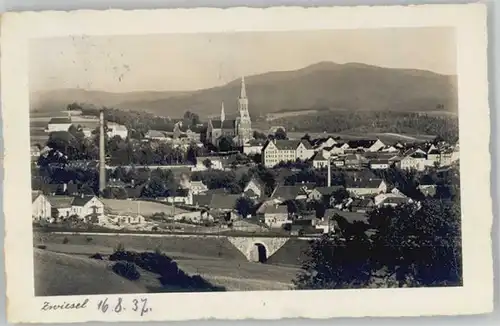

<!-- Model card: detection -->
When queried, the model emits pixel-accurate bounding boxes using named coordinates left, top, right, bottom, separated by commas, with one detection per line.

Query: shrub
left=62, top=237, right=69, bottom=244
left=36, top=245, right=47, bottom=250
left=86, top=237, right=93, bottom=243
left=112, top=261, right=141, bottom=281
left=109, top=249, right=225, bottom=291
left=90, top=253, right=104, bottom=260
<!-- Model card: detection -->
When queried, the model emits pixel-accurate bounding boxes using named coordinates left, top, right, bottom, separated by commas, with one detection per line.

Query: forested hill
left=31, top=62, right=457, bottom=118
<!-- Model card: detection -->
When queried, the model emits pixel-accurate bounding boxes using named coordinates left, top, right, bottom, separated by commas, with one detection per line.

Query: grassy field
left=34, top=248, right=148, bottom=296
left=34, top=232, right=305, bottom=292
left=102, top=199, right=188, bottom=217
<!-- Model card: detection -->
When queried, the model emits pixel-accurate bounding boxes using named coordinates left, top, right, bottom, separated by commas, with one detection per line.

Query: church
left=206, top=77, right=253, bottom=147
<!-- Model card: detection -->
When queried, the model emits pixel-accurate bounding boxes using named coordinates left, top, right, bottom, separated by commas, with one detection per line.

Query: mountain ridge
left=31, top=61, right=458, bottom=118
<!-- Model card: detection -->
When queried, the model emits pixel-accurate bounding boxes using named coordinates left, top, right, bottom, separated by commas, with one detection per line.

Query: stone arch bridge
left=227, top=237, right=291, bottom=263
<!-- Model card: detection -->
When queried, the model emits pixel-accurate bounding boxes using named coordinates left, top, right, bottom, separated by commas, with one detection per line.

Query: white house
left=262, top=204, right=289, bottom=228
left=346, top=178, right=388, bottom=196
left=311, top=151, right=329, bottom=169
left=369, top=160, right=391, bottom=170
left=243, top=139, right=266, bottom=155
left=296, top=140, right=315, bottom=161
left=173, top=210, right=214, bottom=223
left=189, top=181, right=209, bottom=195
left=109, top=213, right=146, bottom=225
left=399, top=151, right=427, bottom=171
left=315, top=137, right=338, bottom=151
left=47, top=196, right=75, bottom=220
left=32, top=191, right=52, bottom=222
left=243, top=177, right=266, bottom=200
left=262, top=139, right=314, bottom=168
left=107, top=123, right=128, bottom=140
left=71, top=195, right=105, bottom=219
left=194, top=156, right=224, bottom=170
left=46, top=117, right=72, bottom=133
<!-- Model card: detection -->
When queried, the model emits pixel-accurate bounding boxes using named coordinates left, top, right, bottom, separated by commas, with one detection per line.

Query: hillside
left=31, top=62, right=458, bottom=118
left=34, top=248, right=148, bottom=296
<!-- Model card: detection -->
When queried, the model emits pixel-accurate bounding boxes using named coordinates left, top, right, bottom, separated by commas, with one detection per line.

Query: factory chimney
left=99, top=109, right=106, bottom=196
left=327, top=157, right=332, bottom=187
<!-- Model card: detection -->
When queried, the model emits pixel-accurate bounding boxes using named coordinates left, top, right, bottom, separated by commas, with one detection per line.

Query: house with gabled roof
left=243, top=139, right=266, bottom=155
left=32, top=191, right=52, bottom=222
left=345, top=178, right=387, bottom=196
left=270, top=184, right=310, bottom=204
left=398, top=149, right=428, bottom=171
left=307, top=186, right=345, bottom=207
left=346, top=139, right=385, bottom=152
left=259, top=204, right=289, bottom=228
left=311, top=151, right=329, bottom=169
left=243, top=177, right=266, bottom=200
left=46, top=117, right=72, bottom=133
left=47, top=196, right=75, bottom=220
left=71, top=195, right=105, bottom=221
left=145, top=130, right=168, bottom=141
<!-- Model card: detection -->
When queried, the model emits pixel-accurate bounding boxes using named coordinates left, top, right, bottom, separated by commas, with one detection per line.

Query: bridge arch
left=248, top=242, right=269, bottom=263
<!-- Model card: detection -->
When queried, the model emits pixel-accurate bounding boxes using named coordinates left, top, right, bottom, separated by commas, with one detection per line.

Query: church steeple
left=240, top=76, right=247, bottom=99
left=220, top=101, right=225, bottom=123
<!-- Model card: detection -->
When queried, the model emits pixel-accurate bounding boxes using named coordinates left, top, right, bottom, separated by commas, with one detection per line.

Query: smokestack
left=99, top=109, right=106, bottom=196
left=327, top=157, right=331, bottom=187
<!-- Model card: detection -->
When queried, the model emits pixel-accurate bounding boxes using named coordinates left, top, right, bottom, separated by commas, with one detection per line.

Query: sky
left=29, top=27, right=456, bottom=93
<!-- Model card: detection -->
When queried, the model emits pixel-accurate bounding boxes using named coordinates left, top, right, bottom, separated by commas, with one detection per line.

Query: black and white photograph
left=2, top=5, right=493, bottom=323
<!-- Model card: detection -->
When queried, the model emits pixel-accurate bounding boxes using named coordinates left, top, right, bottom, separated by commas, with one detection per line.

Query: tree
left=183, top=111, right=200, bottom=126
left=332, top=188, right=350, bottom=205
left=274, top=128, right=287, bottom=140
left=294, top=234, right=372, bottom=289
left=203, top=159, right=213, bottom=169
left=218, top=136, right=234, bottom=152
left=253, top=131, right=268, bottom=140
left=235, top=196, right=254, bottom=218
left=314, top=201, right=327, bottom=219
left=295, top=199, right=462, bottom=289
left=368, top=200, right=462, bottom=287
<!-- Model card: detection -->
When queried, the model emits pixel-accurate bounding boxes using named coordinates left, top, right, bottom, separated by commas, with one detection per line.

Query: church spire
left=240, top=76, right=247, bottom=99
left=220, top=101, right=225, bottom=123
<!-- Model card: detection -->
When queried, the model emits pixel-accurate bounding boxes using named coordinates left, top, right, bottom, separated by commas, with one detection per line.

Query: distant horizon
left=31, top=60, right=456, bottom=95
left=29, top=28, right=456, bottom=93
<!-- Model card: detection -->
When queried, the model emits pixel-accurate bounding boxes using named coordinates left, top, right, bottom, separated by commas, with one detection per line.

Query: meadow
left=33, top=232, right=306, bottom=294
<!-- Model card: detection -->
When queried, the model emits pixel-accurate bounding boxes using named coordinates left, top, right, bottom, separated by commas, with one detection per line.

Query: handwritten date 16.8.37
left=97, top=297, right=152, bottom=316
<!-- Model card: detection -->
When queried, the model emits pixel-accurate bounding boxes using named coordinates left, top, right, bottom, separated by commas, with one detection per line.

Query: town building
left=261, top=139, right=314, bottom=168
left=107, top=123, right=128, bottom=140
left=32, top=191, right=52, bottom=222
left=46, top=117, right=72, bottom=133
left=243, top=139, right=266, bottom=155
left=243, top=177, right=266, bottom=201
left=345, top=178, right=387, bottom=196
left=398, top=149, right=428, bottom=171
left=369, top=159, right=391, bottom=170
left=346, top=139, right=385, bottom=152
left=261, top=204, right=289, bottom=228
left=71, top=195, right=105, bottom=220
left=311, top=151, right=329, bottom=169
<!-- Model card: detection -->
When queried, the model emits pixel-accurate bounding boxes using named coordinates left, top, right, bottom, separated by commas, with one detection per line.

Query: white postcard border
left=1, top=4, right=493, bottom=323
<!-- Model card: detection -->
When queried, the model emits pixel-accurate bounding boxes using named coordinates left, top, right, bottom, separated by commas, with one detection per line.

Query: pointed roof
left=220, top=102, right=225, bottom=121
left=240, top=76, right=247, bottom=98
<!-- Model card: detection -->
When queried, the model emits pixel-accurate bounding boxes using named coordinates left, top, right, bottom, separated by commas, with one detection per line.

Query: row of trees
left=271, top=110, right=459, bottom=143
left=39, top=126, right=207, bottom=167
left=72, top=103, right=204, bottom=139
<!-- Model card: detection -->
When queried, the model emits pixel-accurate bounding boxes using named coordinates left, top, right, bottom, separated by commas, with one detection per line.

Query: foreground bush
left=90, top=253, right=104, bottom=260
left=109, top=250, right=224, bottom=291
left=112, top=261, right=141, bottom=281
